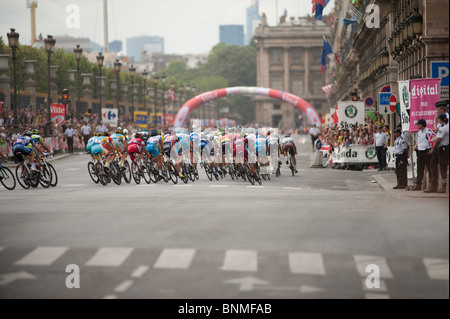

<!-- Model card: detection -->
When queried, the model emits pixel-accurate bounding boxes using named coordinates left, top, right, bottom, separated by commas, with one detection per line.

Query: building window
left=312, top=48, right=322, bottom=64
left=273, top=104, right=281, bottom=110
left=271, top=48, right=282, bottom=64
left=271, top=75, right=283, bottom=90
left=292, top=74, right=303, bottom=96
left=292, top=49, right=302, bottom=64
left=313, top=74, right=323, bottom=94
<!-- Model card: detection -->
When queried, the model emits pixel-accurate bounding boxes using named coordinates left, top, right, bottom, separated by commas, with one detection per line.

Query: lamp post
left=96, top=52, right=104, bottom=116
left=44, top=35, right=56, bottom=137
left=170, top=80, right=175, bottom=117
left=129, top=65, right=136, bottom=110
left=7, top=28, right=19, bottom=130
left=153, top=73, right=159, bottom=126
left=141, top=69, right=148, bottom=112
left=114, top=59, right=121, bottom=107
left=161, top=73, right=167, bottom=126
left=74, top=44, right=82, bottom=113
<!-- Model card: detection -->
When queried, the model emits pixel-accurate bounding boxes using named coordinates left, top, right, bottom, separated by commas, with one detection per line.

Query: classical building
left=254, top=15, right=331, bottom=128
left=329, top=0, right=449, bottom=128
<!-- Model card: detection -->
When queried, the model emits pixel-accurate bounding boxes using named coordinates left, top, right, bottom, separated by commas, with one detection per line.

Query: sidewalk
left=372, top=172, right=449, bottom=199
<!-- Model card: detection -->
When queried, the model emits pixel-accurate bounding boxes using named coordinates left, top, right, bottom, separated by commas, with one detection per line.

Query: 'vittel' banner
left=337, top=101, right=365, bottom=130
left=409, top=78, right=441, bottom=132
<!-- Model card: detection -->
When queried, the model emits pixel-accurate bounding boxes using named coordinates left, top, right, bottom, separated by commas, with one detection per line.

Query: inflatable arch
left=173, top=87, right=323, bottom=128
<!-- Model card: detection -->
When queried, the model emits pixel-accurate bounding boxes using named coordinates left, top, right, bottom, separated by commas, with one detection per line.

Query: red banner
left=51, top=103, right=67, bottom=125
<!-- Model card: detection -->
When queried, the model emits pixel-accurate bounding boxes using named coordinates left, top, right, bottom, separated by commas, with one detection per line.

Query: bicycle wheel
left=168, top=162, right=178, bottom=184
left=204, top=164, right=213, bottom=181
left=142, top=165, right=152, bottom=184
left=38, top=165, right=52, bottom=188
left=110, top=162, right=122, bottom=186
left=15, top=165, right=30, bottom=189
left=46, top=163, right=58, bottom=187
left=88, top=162, right=100, bottom=184
left=123, top=161, right=132, bottom=184
left=0, top=166, right=16, bottom=190
left=245, top=164, right=255, bottom=185
left=131, top=161, right=141, bottom=184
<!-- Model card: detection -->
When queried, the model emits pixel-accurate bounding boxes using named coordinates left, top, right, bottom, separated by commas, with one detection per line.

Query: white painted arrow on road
left=0, top=271, right=37, bottom=286
left=224, top=277, right=269, bottom=291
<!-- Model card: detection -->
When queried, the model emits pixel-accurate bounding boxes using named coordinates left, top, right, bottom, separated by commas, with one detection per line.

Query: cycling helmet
left=142, top=129, right=148, bottom=132
left=164, top=131, right=170, bottom=136
left=135, top=133, right=142, bottom=139
left=157, top=131, right=162, bottom=136
left=115, top=127, right=123, bottom=135
left=24, top=131, right=32, bottom=137
left=239, top=131, right=246, bottom=138
left=285, top=133, right=291, bottom=138
left=151, top=130, right=158, bottom=137
left=31, top=129, right=39, bottom=135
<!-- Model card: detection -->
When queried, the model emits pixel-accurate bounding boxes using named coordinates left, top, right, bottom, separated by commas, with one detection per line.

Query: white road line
left=154, top=249, right=196, bottom=270
left=131, top=266, right=150, bottom=278
left=423, top=258, right=449, bottom=280
left=85, top=248, right=134, bottom=267
left=289, top=252, right=326, bottom=276
left=114, top=280, right=134, bottom=293
left=221, top=250, right=258, bottom=272
left=174, top=185, right=192, bottom=187
left=332, top=186, right=348, bottom=189
left=103, top=295, right=118, bottom=299
left=246, top=186, right=265, bottom=189
left=62, top=184, right=85, bottom=187
left=209, top=185, right=229, bottom=188
left=283, top=187, right=302, bottom=191
left=354, top=255, right=394, bottom=279
left=65, top=168, right=80, bottom=171
left=14, top=247, right=69, bottom=266
left=362, top=279, right=388, bottom=292
left=365, top=293, right=391, bottom=299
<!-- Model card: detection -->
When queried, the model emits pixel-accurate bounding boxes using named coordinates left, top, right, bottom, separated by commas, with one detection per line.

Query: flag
left=166, top=88, right=176, bottom=102
left=313, top=0, right=330, bottom=21
left=321, top=83, right=333, bottom=95
left=367, top=111, right=377, bottom=121
left=332, top=107, right=338, bottom=124
left=321, top=36, right=333, bottom=74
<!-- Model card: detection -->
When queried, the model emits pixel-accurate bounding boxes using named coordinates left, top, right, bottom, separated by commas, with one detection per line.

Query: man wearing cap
left=393, top=129, right=409, bottom=189
left=426, top=113, right=449, bottom=193
left=374, top=125, right=388, bottom=171
left=414, top=119, right=436, bottom=191
left=426, top=101, right=449, bottom=192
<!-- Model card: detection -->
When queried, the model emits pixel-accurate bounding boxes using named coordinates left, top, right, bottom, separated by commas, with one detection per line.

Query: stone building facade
left=254, top=16, right=331, bottom=128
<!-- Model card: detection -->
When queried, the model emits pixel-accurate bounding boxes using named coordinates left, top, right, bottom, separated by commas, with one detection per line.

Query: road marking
left=103, top=295, right=118, bottom=299
left=332, top=186, right=348, bottom=189
left=136, top=184, right=157, bottom=187
left=62, top=184, right=85, bottom=187
left=209, top=185, right=229, bottom=188
left=131, top=266, right=149, bottom=278
left=365, top=293, right=391, bottom=299
left=65, top=168, right=80, bottom=171
left=423, top=258, right=449, bottom=280
left=174, top=185, right=192, bottom=187
left=224, top=277, right=268, bottom=291
left=221, top=250, right=258, bottom=272
left=283, top=187, right=302, bottom=191
left=14, top=247, right=69, bottom=266
left=354, top=255, right=394, bottom=279
left=289, top=252, right=326, bottom=276
left=114, top=280, right=134, bottom=293
left=362, top=279, right=388, bottom=292
left=246, top=186, right=265, bottom=189
left=154, top=249, right=196, bottom=269
left=85, top=248, right=134, bottom=267
left=0, top=271, right=37, bottom=286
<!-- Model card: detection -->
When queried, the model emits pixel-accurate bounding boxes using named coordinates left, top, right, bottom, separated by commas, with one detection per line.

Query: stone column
left=132, top=84, right=139, bottom=110
left=109, top=79, right=118, bottom=108
left=24, top=60, right=37, bottom=112
left=0, top=54, right=11, bottom=109
left=49, top=65, right=59, bottom=105
left=81, top=73, right=93, bottom=112
left=304, top=49, right=311, bottom=97
left=68, top=70, right=76, bottom=114
left=97, top=76, right=107, bottom=109
left=121, top=82, right=129, bottom=116
left=283, top=47, right=290, bottom=92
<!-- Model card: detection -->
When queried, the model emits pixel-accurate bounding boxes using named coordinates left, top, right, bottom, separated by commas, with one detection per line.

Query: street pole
left=162, top=73, right=167, bottom=127
left=7, top=29, right=19, bottom=130
left=153, top=73, right=159, bottom=127
left=74, top=45, right=83, bottom=113
left=44, top=35, right=55, bottom=137
left=142, top=70, right=148, bottom=112
left=96, top=52, right=104, bottom=117
left=129, top=65, right=136, bottom=112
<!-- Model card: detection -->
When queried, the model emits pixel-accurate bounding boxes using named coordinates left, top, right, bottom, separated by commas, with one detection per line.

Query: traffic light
left=62, top=89, right=69, bottom=105
left=351, top=90, right=359, bottom=102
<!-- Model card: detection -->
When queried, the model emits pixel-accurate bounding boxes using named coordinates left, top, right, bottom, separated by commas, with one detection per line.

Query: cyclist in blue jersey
left=13, top=131, right=42, bottom=171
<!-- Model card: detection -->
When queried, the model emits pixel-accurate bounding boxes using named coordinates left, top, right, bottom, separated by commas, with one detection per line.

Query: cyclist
left=163, top=131, right=185, bottom=179
left=221, top=130, right=233, bottom=167
left=91, top=132, right=116, bottom=168
left=267, top=131, right=282, bottom=174
left=31, top=129, right=52, bottom=165
left=140, top=129, right=150, bottom=144
left=198, top=133, right=218, bottom=177
left=127, top=133, right=149, bottom=169
left=281, top=133, right=298, bottom=173
left=190, top=129, right=201, bottom=169
left=255, top=131, right=269, bottom=169
left=110, top=127, right=128, bottom=167
left=146, top=130, right=165, bottom=178
left=234, top=131, right=258, bottom=179
left=12, top=131, right=42, bottom=171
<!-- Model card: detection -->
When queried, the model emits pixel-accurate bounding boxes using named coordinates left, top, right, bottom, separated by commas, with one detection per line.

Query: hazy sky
left=0, top=0, right=334, bottom=54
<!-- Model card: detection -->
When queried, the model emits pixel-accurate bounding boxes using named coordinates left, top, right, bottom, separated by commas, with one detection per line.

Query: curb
left=372, top=174, right=449, bottom=198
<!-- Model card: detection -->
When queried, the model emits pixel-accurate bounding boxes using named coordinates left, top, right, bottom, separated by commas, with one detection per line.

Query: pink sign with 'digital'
left=409, top=78, right=441, bottom=132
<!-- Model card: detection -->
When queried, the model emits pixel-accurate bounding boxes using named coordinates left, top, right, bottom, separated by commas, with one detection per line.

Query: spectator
left=374, top=126, right=388, bottom=171
left=309, top=125, right=320, bottom=152
left=80, top=121, right=92, bottom=150
left=65, top=123, right=76, bottom=154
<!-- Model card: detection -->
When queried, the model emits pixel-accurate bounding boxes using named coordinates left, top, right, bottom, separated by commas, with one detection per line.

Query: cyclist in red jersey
left=127, top=133, right=149, bottom=168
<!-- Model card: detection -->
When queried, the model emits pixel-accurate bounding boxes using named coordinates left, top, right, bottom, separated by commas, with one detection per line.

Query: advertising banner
left=331, top=145, right=379, bottom=164
left=102, top=108, right=119, bottom=128
left=337, top=101, right=365, bottom=130
left=409, top=78, right=441, bottom=132
left=134, top=111, right=149, bottom=129
left=51, top=103, right=67, bottom=124
left=398, top=81, right=410, bottom=132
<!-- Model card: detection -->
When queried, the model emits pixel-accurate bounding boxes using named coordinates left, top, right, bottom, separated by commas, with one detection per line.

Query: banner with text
left=102, top=108, right=119, bottom=128
left=331, top=145, right=379, bottom=164
left=51, top=103, right=67, bottom=125
left=337, top=101, right=365, bottom=130
left=409, top=78, right=441, bottom=132
left=398, top=81, right=411, bottom=132
left=134, top=111, right=149, bottom=129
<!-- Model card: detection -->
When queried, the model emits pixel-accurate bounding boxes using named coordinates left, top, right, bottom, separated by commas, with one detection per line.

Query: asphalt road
left=0, top=136, right=448, bottom=299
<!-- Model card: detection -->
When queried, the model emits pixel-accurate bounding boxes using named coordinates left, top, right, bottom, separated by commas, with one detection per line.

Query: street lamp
left=44, top=34, right=55, bottom=137
left=74, top=44, right=83, bottom=113
left=114, top=59, right=121, bottom=108
left=96, top=52, right=104, bottom=115
left=409, top=8, right=423, bottom=39
left=141, top=69, right=148, bottom=112
left=7, top=28, right=19, bottom=130
left=161, top=73, right=167, bottom=126
left=153, top=73, right=159, bottom=126
left=129, top=65, right=136, bottom=110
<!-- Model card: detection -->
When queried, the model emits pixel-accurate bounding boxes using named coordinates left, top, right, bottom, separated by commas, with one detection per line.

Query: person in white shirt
left=80, top=122, right=92, bottom=151
left=413, top=119, right=435, bottom=191
left=64, top=123, right=76, bottom=154
left=426, top=113, right=449, bottom=193
left=309, top=125, right=320, bottom=152
left=393, top=129, right=409, bottom=189
left=373, top=126, right=388, bottom=171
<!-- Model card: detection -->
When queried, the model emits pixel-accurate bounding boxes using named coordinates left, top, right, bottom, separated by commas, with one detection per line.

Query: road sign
left=379, top=92, right=393, bottom=114
left=381, top=86, right=391, bottom=93
left=431, top=61, right=449, bottom=99
left=102, top=108, right=118, bottom=127
left=389, top=94, right=398, bottom=113
left=365, top=97, right=374, bottom=107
